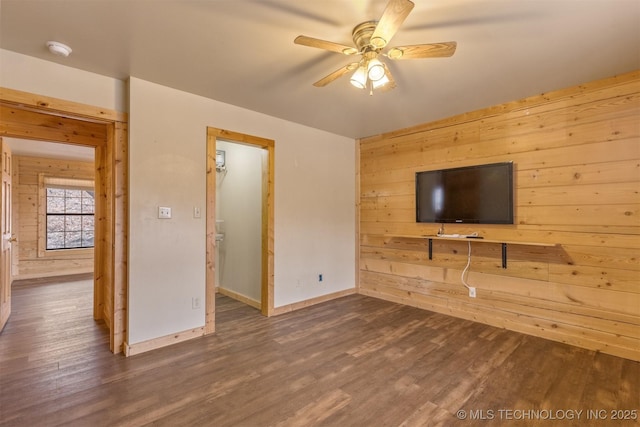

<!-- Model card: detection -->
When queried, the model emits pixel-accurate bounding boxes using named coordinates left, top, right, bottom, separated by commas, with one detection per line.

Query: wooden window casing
left=38, top=175, right=95, bottom=257
left=45, top=182, right=95, bottom=251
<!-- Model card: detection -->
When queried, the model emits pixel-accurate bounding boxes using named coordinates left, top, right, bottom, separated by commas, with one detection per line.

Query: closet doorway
left=205, top=128, right=274, bottom=333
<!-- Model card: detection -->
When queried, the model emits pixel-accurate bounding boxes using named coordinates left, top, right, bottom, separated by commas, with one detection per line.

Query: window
left=46, top=184, right=95, bottom=250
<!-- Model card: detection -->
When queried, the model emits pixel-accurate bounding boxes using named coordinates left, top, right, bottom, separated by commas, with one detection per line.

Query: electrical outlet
left=193, top=206, right=201, bottom=218
left=158, top=206, right=172, bottom=219
left=468, top=287, right=476, bottom=298
left=318, top=274, right=323, bottom=282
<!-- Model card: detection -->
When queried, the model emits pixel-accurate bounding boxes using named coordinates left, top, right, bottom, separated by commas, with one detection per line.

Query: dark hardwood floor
left=1, top=277, right=638, bottom=426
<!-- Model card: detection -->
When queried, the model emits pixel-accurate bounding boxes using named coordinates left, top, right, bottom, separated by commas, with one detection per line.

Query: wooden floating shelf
left=387, top=234, right=556, bottom=247
left=385, top=234, right=557, bottom=269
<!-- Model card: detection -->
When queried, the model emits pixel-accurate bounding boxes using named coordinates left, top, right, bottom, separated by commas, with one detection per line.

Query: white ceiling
left=1, top=0, right=639, bottom=141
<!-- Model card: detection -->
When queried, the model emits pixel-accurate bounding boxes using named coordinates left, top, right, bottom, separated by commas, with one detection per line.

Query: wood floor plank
left=1, top=278, right=638, bottom=426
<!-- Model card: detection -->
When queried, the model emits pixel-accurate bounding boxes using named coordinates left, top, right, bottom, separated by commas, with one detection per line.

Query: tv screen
left=416, top=162, right=514, bottom=224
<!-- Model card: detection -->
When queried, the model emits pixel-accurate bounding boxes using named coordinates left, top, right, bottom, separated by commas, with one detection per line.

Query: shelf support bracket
left=502, top=243, right=507, bottom=269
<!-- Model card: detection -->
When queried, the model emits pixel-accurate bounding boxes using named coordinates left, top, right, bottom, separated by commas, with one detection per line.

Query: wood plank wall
left=358, top=71, right=640, bottom=361
left=12, top=155, right=95, bottom=280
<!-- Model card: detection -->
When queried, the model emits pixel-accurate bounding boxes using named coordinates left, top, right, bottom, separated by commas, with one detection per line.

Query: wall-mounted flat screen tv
left=416, top=162, right=514, bottom=224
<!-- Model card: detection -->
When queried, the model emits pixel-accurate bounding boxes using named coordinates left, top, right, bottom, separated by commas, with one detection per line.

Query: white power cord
left=461, top=241, right=473, bottom=290
left=435, top=228, right=477, bottom=297
left=460, top=241, right=476, bottom=298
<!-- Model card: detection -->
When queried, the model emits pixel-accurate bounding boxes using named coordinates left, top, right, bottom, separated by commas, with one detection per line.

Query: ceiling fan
left=294, top=0, right=456, bottom=93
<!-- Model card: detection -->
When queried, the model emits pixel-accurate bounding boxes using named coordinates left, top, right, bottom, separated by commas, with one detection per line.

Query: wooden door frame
left=0, top=87, right=128, bottom=354
left=206, top=127, right=274, bottom=332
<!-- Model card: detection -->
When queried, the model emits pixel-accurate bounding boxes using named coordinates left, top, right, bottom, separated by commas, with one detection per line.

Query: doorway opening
left=205, top=128, right=274, bottom=333
left=2, top=138, right=97, bottom=337
left=0, top=89, right=127, bottom=353
left=215, top=139, right=264, bottom=310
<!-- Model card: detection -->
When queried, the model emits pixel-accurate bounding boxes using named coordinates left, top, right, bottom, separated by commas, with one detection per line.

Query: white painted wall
left=0, top=49, right=126, bottom=112
left=128, top=79, right=207, bottom=343
left=216, top=140, right=263, bottom=304
left=274, top=126, right=357, bottom=307
left=129, top=78, right=356, bottom=344
left=1, top=50, right=357, bottom=347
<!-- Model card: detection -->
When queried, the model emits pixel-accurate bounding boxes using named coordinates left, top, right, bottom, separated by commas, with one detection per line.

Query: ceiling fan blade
left=387, top=42, right=457, bottom=60
left=295, top=35, right=358, bottom=55
left=313, top=63, right=359, bottom=87
left=370, top=0, right=415, bottom=49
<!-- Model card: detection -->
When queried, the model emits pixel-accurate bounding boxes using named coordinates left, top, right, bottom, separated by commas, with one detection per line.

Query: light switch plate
left=158, top=206, right=172, bottom=219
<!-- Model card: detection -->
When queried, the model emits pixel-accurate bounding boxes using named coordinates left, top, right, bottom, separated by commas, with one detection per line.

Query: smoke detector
left=46, top=41, right=72, bottom=57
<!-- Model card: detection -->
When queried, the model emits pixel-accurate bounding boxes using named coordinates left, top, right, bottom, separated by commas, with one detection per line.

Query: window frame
left=38, top=174, right=95, bottom=258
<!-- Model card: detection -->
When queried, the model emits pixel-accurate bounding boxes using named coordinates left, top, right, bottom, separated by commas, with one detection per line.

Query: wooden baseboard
left=124, top=327, right=205, bottom=357
left=218, top=287, right=261, bottom=309
left=271, top=288, right=356, bottom=316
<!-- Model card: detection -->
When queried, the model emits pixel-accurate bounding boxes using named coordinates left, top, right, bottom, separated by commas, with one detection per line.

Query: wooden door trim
left=206, top=127, right=274, bottom=332
left=0, top=87, right=127, bottom=123
left=0, top=87, right=128, bottom=354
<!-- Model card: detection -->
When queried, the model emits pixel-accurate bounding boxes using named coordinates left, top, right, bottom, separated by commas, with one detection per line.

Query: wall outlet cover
left=158, top=206, right=172, bottom=219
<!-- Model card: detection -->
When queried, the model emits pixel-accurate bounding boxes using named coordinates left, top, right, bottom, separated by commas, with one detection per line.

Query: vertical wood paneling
left=359, top=71, right=640, bottom=361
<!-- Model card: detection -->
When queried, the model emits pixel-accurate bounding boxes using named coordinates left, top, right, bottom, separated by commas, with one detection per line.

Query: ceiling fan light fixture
left=367, top=58, right=386, bottom=81
left=372, top=74, right=390, bottom=89
left=350, top=65, right=368, bottom=89
left=294, top=0, right=456, bottom=91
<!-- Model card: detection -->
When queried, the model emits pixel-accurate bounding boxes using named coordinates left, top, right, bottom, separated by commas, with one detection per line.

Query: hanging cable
left=461, top=240, right=472, bottom=289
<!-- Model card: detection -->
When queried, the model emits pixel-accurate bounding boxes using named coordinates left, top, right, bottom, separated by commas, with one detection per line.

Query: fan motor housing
left=352, top=21, right=380, bottom=52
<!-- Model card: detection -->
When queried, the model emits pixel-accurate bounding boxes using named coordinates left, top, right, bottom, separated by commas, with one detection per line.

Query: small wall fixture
left=216, top=150, right=226, bottom=172
left=46, top=41, right=72, bottom=57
